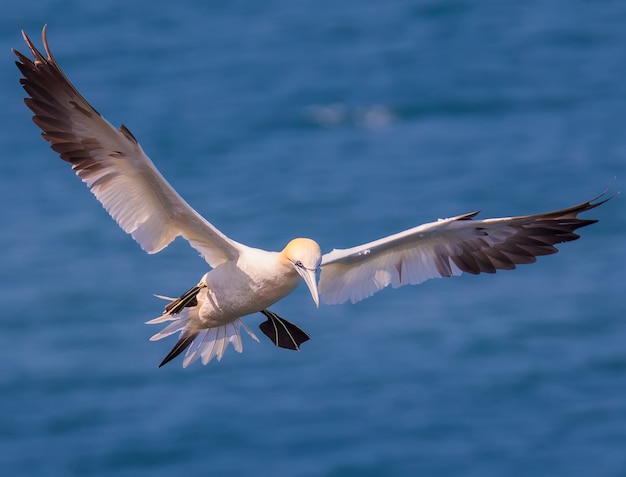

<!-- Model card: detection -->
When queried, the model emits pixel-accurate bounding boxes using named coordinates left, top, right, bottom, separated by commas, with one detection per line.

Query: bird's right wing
left=14, top=26, right=242, bottom=268
left=319, top=193, right=609, bottom=305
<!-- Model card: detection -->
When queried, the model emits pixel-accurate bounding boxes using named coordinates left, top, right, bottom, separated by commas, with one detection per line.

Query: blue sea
left=1, top=1, right=625, bottom=475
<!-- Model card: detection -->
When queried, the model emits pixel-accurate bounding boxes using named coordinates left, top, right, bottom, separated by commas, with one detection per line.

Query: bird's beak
left=296, top=267, right=319, bottom=307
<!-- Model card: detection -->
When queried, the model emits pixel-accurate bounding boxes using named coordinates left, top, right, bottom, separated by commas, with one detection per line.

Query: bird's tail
left=146, top=298, right=259, bottom=367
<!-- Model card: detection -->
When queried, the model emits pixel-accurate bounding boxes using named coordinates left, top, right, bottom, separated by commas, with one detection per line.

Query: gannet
left=14, top=27, right=611, bottom=367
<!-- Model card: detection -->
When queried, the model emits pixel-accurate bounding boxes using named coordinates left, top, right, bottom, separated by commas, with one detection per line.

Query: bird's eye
left=294, top=260, right=304, bottom=268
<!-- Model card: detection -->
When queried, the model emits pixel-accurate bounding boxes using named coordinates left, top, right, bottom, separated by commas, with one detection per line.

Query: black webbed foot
left=259, top=309, right=310, bottom=351
left=163, top=283, right=206, bottom=315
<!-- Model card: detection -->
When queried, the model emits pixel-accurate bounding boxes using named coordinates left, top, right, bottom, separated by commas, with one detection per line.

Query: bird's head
left=282, top=238, right=322, bottom=307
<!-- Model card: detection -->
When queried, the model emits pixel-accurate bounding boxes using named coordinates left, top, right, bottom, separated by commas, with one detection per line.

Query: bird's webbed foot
left=259, top=309, right=310, bottom=351
left=162, top=282, right=207, bottom=315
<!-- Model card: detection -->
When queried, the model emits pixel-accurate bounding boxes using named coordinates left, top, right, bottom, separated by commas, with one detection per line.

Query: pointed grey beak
left=296, top=266, right=319, bottom=307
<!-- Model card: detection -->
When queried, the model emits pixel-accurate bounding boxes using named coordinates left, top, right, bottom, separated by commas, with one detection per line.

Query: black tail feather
left=158, top=332, right=198, bottom=367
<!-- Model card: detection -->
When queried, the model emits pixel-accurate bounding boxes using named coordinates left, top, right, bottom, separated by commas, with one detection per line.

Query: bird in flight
left=14, top=27, right=610, bottom=367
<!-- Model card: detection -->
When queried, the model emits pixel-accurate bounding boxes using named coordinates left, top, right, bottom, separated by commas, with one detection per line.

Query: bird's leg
left=163, top=282, right=207, bottom=315
left=258, top=309, right=310, bottom=351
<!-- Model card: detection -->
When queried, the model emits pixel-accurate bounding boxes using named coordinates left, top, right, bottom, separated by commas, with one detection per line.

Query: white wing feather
left=319, top=195, right=607, bottom=305
left=320, top=213, right=478, bottom=304
left=15, top=27, right=242, bottom=268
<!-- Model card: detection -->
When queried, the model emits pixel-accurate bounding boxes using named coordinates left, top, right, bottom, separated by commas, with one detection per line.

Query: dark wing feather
left=14, top=26, right=241, bottom=267
left=320, top=191, right=611, bottom=304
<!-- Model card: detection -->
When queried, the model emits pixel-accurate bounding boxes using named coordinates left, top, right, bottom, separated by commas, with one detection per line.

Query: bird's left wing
left=319, top=193, right=609, bottom=305
left=14, top=27, right=242, bottom=268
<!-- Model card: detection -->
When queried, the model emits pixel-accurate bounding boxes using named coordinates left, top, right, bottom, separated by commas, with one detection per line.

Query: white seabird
left=14, top=27, right=611, bottom=367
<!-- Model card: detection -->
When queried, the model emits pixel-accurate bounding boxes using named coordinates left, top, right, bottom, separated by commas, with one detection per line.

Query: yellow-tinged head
left=282, top=238, right=322, bottom=307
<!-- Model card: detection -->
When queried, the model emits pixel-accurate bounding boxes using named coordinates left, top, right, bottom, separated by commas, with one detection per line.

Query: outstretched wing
left=14, top=26, right=242, bottom=267
left=319, top=192, right=610, bottom=305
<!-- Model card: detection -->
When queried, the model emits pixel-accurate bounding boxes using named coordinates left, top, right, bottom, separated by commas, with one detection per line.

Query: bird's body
left=200, top=248, right=302, bottom=326
left=147, top=239, right=321, bottom=366
left=14, top=27, right=612, bottom=368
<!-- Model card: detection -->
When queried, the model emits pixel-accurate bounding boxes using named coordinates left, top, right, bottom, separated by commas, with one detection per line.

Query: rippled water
left=1, top=1, right=625, bottom=476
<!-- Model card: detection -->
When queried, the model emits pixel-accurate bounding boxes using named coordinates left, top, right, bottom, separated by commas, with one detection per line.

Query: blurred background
left=1, top=1, right=625, bottom=476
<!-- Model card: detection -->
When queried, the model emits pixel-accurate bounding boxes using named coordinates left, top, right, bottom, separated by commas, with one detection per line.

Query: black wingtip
left=259, top=310, right=310, bottom=351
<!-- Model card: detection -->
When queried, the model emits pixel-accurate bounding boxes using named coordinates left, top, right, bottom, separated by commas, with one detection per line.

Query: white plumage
left=14, top=26, right=610, bottom=367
